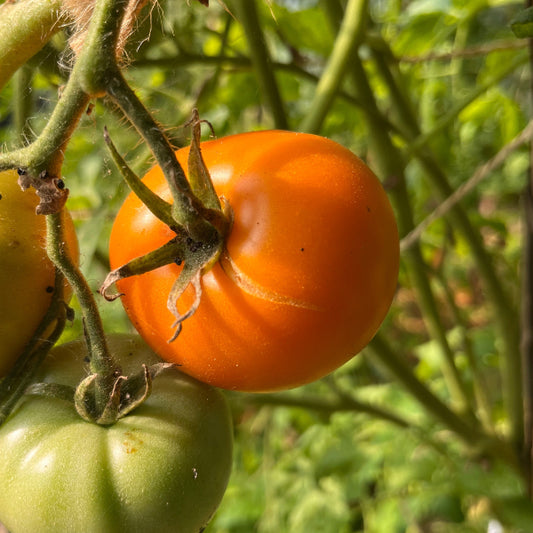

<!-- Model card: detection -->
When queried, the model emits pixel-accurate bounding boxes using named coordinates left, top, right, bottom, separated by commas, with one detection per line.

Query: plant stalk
left=231, top=0, right=289, bottom=129
left=0, top=0, right=64, bottom=90
left=300, top=0, right=368, bottom=133
left=366, top=334, right=481, bottom=446
left=370, top=35, right=524, bottom=448
left=522, top=0, right=533, bottom=496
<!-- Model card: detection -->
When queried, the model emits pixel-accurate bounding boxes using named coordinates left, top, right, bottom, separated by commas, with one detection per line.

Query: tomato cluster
left=0, top=130, right=398, bottom=533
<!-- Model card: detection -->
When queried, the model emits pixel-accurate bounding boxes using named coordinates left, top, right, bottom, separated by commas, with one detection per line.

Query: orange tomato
left=109, top=131, right=399, bottom=391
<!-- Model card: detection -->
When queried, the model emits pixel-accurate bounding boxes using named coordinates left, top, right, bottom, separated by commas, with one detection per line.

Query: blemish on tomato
left=123, top=430, right=144, bottom=454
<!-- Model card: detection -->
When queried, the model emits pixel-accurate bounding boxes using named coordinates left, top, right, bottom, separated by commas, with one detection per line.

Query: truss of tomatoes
left=110, top=130, right=400, bottom=392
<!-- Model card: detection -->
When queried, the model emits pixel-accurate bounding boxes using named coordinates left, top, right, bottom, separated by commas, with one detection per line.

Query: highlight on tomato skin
left=109, top=130, right=400, bottom=392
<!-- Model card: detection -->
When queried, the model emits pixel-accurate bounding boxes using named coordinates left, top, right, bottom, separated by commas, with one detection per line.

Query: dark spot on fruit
left=45, top=286, right=54, bottom=293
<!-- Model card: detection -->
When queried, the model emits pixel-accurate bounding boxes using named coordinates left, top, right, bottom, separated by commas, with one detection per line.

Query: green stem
left=0, top=0, right=64, bottom=90
left=46, top=214, right=113, bottom=377
left=345, top=52, right=475, bottom=416
left=104, top=72, right=219, bottom=245
left=74, top=0, right=130, bottom=96
left=522, top=4, right=533, bottom=495
left=435, top=262, right=494, bottom=432
left=231, top=0, right=288, bottom=129
left=0, top=48, right=89, bottom=177
left=300, top=0, right=368, bottom=133
left=240, top=391, right=411, bottom=429
left=370, top=36, right=524, bottom=448
left=366, top=334, right=482, bottom=446
left=27, top=78, right=90, bottom=178
left=13, top=66, right=33, bottom=143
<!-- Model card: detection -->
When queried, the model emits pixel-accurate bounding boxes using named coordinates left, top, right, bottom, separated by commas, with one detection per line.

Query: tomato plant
left=0, top=169, right=78, bottom=377
left=110, top=130, right=399, bottom=391
left=0, top=334, right=234, bottom=533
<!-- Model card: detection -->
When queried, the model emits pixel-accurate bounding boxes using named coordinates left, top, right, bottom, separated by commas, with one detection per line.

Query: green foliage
left=1, top=0, right=532, bottom=531
left=511, top=6, right=533, bottom=39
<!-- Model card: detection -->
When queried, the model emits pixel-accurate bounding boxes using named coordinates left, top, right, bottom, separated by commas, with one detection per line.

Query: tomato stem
left=232, top=0, right=288, bottom=129
left=45, top=212, right=125, bottom=422
left=104, top=73, right=224, bottom=245
left=317, top=7, right=477, bottom=421
left=299, top=0, right=368, bottom=134
left=366, top=334, right=482, bottom=444
left=0, top=0, right=64, bottom=91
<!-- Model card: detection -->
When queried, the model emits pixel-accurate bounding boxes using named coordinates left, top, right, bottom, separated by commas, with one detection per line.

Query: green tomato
left=0, top=334, right=233, bottom=533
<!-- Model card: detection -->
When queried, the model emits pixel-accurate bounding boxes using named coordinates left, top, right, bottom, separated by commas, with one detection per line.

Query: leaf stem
left=238, top=391, right=411, bottom=429
left=335, top=37, right=475, bottom=415
left=46, top=214, right=113, bottom=377
left=369, top=36, right=524, bottom=448
left=521, top=5, right=533, bottom=495
left=300, top=0, right=368, bottom=133
left=13, top=66, right=34, bottom=143
left=232, top=0, right=289, bottom=129
left=366, top=334, right=481, bottom=446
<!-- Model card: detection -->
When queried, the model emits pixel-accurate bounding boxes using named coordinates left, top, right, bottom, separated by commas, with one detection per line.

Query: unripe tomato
left=0, top=169, right=78, bottom=376
left=0, top=334, right=233, bottom=533
left=110, top=131, right=399, bottom=391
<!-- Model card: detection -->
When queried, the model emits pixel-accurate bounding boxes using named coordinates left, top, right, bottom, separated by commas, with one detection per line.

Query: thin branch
left=522, top=4, right=533, bottom=497
left=401, top=118, right=533, bottom=252
left=232, top=0, right=288, bottom=129
left=239, top=391, right=412, bottom=429
left=400, top=39, right=529, bottom=63
left=299, top=0, right=368, bottom=134
left=366, top=333, right=482, bottom=446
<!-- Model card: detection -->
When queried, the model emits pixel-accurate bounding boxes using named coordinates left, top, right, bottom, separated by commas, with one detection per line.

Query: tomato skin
left=0, top=169, right=78, bottom=376
left=0, top=334, right=233, bottom=533
left=110, top=131, right=399, bottom=391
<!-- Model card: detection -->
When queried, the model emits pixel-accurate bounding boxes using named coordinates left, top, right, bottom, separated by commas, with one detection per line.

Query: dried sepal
left=17, top=168, right=69, bottom=214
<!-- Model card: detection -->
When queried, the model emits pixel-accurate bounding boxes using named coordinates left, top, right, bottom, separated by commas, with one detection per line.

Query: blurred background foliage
left=1, top=0, right=533, bottom=531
